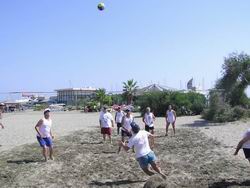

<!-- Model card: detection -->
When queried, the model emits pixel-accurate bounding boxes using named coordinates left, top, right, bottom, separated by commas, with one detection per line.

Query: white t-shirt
left=166, top=110, right=175, bottom=123
left=144, top=112, right=154, bottom=127
left=122, top=115, right=133, bottom=132
left=115, top=111, right=124, bottom=123
left=242, top=128, right=250, bottom=149
left=128, top=130, right=152, bottom=158
left=99, top=112, right=114, bottom=128
left=37, top=118, right=52, bottom=138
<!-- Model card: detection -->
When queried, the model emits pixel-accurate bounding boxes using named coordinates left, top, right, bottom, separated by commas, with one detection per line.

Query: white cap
left=44, top=108, right=51, bottom=114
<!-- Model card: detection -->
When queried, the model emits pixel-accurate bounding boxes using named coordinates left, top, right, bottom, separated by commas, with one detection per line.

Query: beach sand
left=0, top=111, right=250, bottom=187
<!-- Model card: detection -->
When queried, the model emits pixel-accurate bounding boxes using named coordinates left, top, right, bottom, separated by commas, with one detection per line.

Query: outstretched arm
left=234, top=135, right=250, bottom=155
left=119, top=141, right=130, bottom=152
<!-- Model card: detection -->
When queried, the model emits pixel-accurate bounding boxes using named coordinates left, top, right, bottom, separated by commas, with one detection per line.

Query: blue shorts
left=37, top=136, right=53, bottom=147
left=137, top=151, right=157, bottom=168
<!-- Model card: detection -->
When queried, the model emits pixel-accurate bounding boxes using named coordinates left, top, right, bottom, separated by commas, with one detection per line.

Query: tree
left=123, top=79, right=138, bottom=105
left=216, top=52, right=250, bottom=107
left=95, top=88, right=112, bottom=107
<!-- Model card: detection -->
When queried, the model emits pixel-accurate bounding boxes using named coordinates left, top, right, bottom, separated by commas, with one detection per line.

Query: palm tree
left=123, top=79, right=138, bottom=105
left=95, top=88, right=107, bottom=107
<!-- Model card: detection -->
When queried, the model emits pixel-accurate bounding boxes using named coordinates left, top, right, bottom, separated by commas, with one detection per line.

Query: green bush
left=136, top=91, right=206, bottom=117
left=202, top=91, right=250, bottom=122
left=33, top=104, right=48, bottom=111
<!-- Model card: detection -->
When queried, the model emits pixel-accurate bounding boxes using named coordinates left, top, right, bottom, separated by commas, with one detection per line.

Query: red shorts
left=101, top=127, right=112, bottom=135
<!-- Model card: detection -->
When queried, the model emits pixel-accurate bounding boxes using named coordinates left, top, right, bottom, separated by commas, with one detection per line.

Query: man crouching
left=119, top=122, right=166, bottom=179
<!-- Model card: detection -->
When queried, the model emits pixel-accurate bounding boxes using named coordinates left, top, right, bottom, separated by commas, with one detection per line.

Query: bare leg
left=49, top=147, right=54, bottom=160
left=142, top=167, right=155, bottom=176
left=165, top=123, right=170, bottom=136
left=118, top=136, right=125, bottom=153
left=42, top=147, right=48, bottom=162
left=150, top=161, right=166, bottom=179
left=102, top=134, right=106, bottom=143
left=172, top=123, right=175, bottom=136
left=150, top=130, right=155, bottom=149
left=108, top=135, right=112, bottom=144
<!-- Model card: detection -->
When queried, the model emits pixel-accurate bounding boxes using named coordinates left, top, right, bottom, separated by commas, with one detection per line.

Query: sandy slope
left=1, top=112, right=250, bottom=187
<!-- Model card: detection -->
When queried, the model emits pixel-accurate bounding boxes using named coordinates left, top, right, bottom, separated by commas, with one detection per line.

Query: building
left=55, top=88, right=97, bottom=105
left=135, top=84, right=177, bottom=96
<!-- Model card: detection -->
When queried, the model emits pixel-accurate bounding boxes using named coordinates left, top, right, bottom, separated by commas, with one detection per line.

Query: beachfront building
left=55, top=88, right=97, bottom=105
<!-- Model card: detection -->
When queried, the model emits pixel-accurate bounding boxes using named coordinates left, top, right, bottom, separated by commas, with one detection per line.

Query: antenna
left=202, top=78, right=205, bottom=91
left=69, top=80, right=73, bottom=88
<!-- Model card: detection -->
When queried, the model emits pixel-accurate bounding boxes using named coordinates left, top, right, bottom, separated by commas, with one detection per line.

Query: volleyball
left=97, top=3, right=105, bottom=11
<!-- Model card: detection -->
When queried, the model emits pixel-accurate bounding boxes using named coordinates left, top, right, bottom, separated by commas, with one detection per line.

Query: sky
left=0, top=0, right=250, bottom=99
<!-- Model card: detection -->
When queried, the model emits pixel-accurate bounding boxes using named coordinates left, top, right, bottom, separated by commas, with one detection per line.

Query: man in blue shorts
left=35, top=108, right=54, bottom=162
left=119, top=122, right=166, bottom=178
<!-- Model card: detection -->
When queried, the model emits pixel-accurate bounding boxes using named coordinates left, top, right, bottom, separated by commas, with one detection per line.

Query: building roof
left=55, top=87, right=97, bottom=92
left=136, top=84, right=177, bottom=95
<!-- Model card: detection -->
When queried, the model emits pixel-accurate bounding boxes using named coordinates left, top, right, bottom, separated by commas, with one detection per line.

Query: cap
left=130, top=122, right=140, bottom=134
left=44, top=108, right=51, bottom=114
left=125, top=108, right=131, bottom=112
left=103, top=106, right=108, bottom=110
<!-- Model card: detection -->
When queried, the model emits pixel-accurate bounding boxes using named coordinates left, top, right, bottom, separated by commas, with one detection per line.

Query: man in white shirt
left=234, top=128, right=250, bottom=163
left=119, top=122, right=166, bottom=179
left=99, top=106, right=114, bottom=143
left=35, top=108, right=54, bottom=162
left=115, top=106, right=124, bottom=135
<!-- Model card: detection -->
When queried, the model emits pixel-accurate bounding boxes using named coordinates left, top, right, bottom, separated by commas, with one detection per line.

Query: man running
left=165, top=105, right=177, bottom=136
left=234, top=128, right=250, bottom=163
left=119, top=122, right=166, bottom=179
left=99, top=106, right=114, bottom=143
left=115, top=106, right=125, bottom=135
left=118, top=108, right=134, bottom=153
left=35, top=108, right=54, bottom=162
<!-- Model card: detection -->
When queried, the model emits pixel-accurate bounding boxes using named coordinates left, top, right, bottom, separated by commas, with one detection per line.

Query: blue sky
left=0, top=0, right=250, bottom=98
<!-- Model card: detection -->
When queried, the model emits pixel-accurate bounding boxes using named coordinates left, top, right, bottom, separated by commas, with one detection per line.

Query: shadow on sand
left=89, top=179, right=145, bottom=186
left=7, top=159, right=43, bottom=164
left=80, top=141, right=103, bottom=145
left=209, top=180, right=250, bottom=188
left=183, top=120, right=210, bottom=127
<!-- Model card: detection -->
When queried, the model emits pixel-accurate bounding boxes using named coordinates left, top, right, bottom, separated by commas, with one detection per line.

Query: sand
left=0, top=111, right=250, bottom=188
